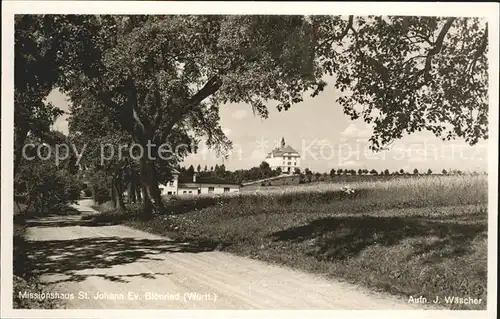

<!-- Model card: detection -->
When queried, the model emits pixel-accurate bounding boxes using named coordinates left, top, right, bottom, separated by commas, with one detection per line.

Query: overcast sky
left=49, top=76, right=487, bottom=173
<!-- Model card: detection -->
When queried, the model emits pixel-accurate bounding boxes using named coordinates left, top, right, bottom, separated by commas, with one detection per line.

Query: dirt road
left=24, top=199, right=423, bottom=310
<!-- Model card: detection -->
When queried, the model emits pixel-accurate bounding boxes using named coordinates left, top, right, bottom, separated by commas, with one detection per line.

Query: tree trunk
left=139, top=156, right=164, bottom=216
left=92, top=185, right=97, bottom=205
left=110, top=176, right=117, bottom=209
left=127, top=172, right=138, bottom=204
left=141, top=183, right=153, bottom=218
left=14, top=126, right=29, bottom=177
left=126, top=84, right=166, bottom=216
left=113, top=175, right=125, bottom=211
left=112, top=182, right=121, bottom=210
left=130, top=178, right=137, bottom=204
left=40, top=193, right=45, bottom=215
left=118, top=175, right=125, bottom=210
left=135, top=185, right=142, bottom=203
left=127, top=182, right=133, bottom=205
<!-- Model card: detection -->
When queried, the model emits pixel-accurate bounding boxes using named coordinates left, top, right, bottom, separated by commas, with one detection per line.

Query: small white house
left=159, top=169, right=240, bottom=196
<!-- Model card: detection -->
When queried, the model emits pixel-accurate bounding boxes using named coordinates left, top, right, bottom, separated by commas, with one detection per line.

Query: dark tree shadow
left=161, top=191, right=356, bottom=216
left=269, top=215, right=486, bottom=262
left=23, top=217, right=118, bottom=228
left=14, top=206, right=82, bottom=224
left=47, top=272, right=173, bottom=285
left=24, top=234, right=217, bottom=284
left=163, top=197, right=220, bottom=215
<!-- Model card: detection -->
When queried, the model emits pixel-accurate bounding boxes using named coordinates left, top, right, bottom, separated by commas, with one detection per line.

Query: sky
left=49, top=77, right=488, bottom=174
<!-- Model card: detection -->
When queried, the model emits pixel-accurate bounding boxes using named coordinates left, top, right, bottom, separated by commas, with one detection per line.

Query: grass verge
left=13, top=224, right=59, bottom=309
left=90, top=175, right=488, bottom=310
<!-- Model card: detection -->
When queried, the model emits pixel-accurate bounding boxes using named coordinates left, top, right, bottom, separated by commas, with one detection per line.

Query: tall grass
left=243, top=175, right=487, bottom=205
left=165, top=175, right=487, bottom=218
left=93, top=174, right=489, bottom=310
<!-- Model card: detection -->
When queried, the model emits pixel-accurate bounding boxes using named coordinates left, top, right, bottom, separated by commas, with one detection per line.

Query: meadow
left=93, top=174, right=488, bottom=310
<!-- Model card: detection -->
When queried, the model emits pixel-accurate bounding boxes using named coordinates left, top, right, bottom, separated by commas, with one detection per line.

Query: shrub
left=83, top=187, right=92, bottom=198
left=13, top=224, right=28, bottom=277
left=12, top=222, right=58, bottom=308
left=87, top=170, right=112, bottom=204
left=15, top=161, right=83, bottom=216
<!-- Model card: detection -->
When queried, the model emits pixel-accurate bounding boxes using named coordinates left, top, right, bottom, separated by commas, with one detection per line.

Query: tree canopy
left=314, top=16, right=488, bottom=150
left=49, top=15, right=330, bottom=214
left=14, top=14, right=489, bottom=216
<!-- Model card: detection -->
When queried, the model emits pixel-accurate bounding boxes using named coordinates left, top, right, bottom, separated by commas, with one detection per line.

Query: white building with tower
left=265, top=137, right=301, bottom=174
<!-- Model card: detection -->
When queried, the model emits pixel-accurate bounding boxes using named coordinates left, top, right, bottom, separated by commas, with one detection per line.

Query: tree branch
left=152, top=55, right=242, bottom=144
left=402, top=54, right=427, bottom=68
left=159, top=75, right=223, bottom=142
left=94, top=89, right=135, bottom=136
left=317, top=15, right=354, bottom=49
left=349, top=24, right=390, bottom=81
left=420, top=18, right=456, bottom=82
left=186, top=75, right=223, bottom=108
left=467, top=25, right=488, bottom=76
left=404, top=33, right=434, bottom=46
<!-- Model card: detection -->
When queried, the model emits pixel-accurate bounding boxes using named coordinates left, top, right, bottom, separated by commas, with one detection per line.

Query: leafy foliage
left=15, top=159, right=82, bottom=215
left=14, top=14, right=489, bottom=216
left=14, top=16, right=66, bottom=173
left=53, top=15, right=334, bottom=214
left=319, top=16, right=488, bottom=150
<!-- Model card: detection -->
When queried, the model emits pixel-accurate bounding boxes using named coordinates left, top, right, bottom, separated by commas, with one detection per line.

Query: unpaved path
left=24, top=199, right=424, bottom=310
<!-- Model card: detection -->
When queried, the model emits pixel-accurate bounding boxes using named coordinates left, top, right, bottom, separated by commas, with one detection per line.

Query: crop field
left=95, top=175, right=488, bottom=310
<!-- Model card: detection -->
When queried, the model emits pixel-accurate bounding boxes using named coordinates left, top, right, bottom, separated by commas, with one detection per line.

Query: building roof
left=178, top=182, right=240, bottom=188
left=176, top=184, right=199, bottom=189
left=178, top=176, right=241, bottom=186
left=266, top=145, right=300, bottom=158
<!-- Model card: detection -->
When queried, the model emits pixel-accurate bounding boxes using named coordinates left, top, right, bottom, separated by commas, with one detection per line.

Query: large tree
left=315, top=16, right=488, bottom=150
left=16, top=15, right=488, bottom=216
left=68, top=93, right=194, bottom=210
left=55, top=15, right=327, bottom=216
left=14, top=16, right=64, bottom=174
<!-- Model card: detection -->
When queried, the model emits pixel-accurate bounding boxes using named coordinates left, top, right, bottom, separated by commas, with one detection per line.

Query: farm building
left=159, top=170, right=240, bottom=196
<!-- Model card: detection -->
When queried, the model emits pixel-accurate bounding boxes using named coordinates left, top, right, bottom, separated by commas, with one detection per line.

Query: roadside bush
left=82, top=186, right=92, bottom=198
left=87, top=170, right=112, bottom=204
left=12, top=222, right=57, bottom=309
left=13, top=226, right=57, bottom=309
left=93, top=187, right=111, bottom=204
left=13, top=276, right=58, bottom=309
left=13, top=224, right=29, bottom=277
left=15, top=161, right=83, bottom=216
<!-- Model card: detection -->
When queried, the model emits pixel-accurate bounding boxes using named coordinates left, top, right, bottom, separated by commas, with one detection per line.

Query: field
left=93, top=175, right=488, bottom=310
left=240, top=173, right=425, bottom=189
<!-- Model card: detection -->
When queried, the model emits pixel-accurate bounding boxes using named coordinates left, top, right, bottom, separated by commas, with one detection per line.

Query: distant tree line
left=178, top=161, right=282, bottom=184
left=174, top=162, right=481, bottom=186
